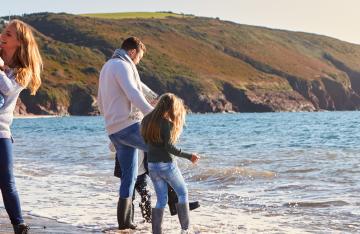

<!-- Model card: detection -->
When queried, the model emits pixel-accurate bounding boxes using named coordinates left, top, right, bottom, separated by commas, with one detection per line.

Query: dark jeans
left=0, top=138, right=24, bottom=225
left=109, top=123, right=148, bottom=198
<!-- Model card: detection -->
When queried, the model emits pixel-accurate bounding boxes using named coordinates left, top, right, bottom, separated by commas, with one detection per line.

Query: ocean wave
left=265, top=184, right=311, bottom=191
left=284, top=200, right=349, bottom=208
left=283, top=168, right=319, bottom=173
left=189, top=166, right=276, bottom=185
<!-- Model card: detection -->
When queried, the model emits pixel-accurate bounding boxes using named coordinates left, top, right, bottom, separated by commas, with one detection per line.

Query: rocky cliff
left=5, top=12, right=360, bottom=115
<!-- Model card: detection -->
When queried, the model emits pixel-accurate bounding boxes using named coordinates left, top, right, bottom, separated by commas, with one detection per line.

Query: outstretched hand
left=191, top=154, right=200, bottom=164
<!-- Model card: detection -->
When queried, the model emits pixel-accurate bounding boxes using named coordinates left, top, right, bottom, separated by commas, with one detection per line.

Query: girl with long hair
left=0, top=19, right=42, bottom=234
left=141, top=93, right=200, bottom=234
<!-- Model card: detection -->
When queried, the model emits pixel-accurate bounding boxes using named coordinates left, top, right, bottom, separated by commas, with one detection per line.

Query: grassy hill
left=6, top=12, right=360, bottom=115
left=80, top=12, right=192, bottom=19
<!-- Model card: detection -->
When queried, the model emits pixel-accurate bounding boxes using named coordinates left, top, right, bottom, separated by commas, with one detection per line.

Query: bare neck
left=1, top=48, right=17, bottom=66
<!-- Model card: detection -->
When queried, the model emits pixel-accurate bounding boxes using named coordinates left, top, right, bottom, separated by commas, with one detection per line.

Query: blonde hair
left=141, top=93, right=186, bottom=144
left=6, top=20, right=43, bottom=95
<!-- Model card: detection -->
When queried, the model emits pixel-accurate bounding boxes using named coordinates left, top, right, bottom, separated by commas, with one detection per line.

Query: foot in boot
left=189, top=201, right=200, bottom=211
left=175, top=203, right=190, bottom=230
left=169, top=201, right=200, bottom=216
left=117, top=197, right=137, bottom=230
left=152, top=208, right=164, bottom=234
left=13, top=223, right=30, bottom=234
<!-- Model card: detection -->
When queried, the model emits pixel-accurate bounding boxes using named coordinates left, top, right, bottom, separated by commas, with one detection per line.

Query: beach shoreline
left=14, top=114, right=62, bottom=119
left=0, top=208, right=93, bottom=234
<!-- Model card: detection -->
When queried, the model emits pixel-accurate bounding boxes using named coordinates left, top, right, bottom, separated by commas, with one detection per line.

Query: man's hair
left=121, top=37, right=146, bottom=52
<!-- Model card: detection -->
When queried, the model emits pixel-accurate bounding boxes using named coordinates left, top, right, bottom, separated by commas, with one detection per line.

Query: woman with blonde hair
left=141, top=93, right=200, bottom=234
left=0, top=19, right=42, bottom=234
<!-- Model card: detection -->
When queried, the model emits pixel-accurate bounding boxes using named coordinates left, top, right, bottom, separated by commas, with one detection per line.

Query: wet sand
left=0, top=208, right=92, bottom=234
left=1, top=206, right=311, bottom=234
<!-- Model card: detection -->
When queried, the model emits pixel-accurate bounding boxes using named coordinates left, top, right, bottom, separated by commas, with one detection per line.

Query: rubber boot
left=151, top=208, right=164, bottom=234
left=168, top=186, right=200, bottom=215
left=175, top=203, right=190, bottom=231
left=117, top=197, right=137, bottom=230
left=12, top=223, right=30, bottom=234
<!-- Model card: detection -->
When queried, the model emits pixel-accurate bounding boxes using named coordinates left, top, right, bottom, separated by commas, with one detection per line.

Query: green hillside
left=80, top=12, right=191, bottom=19
left=6, top=12, right=360, bottom=115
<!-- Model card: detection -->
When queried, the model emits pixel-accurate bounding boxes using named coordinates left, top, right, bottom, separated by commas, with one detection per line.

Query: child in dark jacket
left=113, top=150, right=200, bottom=223
left=141, top=93, right=200, bottom=233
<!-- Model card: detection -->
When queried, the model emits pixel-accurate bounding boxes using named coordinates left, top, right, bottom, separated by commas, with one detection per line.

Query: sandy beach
left=0, top=208, right=91, bottom=234
left=0, top=208, right=284, bottom=234
left=0, top=205, right=309, bottom=234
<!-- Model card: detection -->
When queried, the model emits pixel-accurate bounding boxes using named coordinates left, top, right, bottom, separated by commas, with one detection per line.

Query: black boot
left=168, top=186, right=200, bottom=216
left=189, top=201, right=200, bottom=211
left=152, top=208, right=164, bottom=234
left=12, top=223, right=30, bottom=234
left=131, top=202, right=135, bottom=224
left=117, top=197, right=137, bottom=230
left=175, top=203, right=190, bottom=231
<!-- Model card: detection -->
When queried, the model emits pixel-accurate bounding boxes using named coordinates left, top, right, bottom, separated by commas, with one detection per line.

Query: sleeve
left=162, top=121, right=192, bottom=160
left=141, top=82, right=158, bottom=103
left=0, top=71, right=22, bottom=95
left=114, top=63, right=153, bottom=115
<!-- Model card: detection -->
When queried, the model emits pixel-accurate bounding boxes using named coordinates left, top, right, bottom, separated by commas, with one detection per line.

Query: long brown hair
left=141, top=93, right=186, bottom=144
left=5, top=20, right=42, bottom=95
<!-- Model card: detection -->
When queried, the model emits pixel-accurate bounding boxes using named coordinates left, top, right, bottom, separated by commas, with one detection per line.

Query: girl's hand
left=191, top=154, right=200, bottom=164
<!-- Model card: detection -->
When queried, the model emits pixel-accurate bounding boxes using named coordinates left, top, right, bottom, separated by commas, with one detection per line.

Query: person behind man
left=97, top=37, right=153, bottom=230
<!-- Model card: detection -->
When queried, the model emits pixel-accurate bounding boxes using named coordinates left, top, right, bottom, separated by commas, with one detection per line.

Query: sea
left=2, top=112, right=359, bottom=233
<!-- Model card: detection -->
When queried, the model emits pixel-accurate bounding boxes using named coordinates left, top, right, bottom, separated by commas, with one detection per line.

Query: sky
left=1, top=0, right=359, bottom=45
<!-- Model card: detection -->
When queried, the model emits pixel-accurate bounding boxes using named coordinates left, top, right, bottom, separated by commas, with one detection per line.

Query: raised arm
left=114, top=63, right=153, bottom=115
left=141, top=82, right=158, bottom=103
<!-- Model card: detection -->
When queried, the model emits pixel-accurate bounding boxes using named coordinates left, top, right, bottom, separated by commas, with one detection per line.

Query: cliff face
left=9, top=12, right=360, bottom=115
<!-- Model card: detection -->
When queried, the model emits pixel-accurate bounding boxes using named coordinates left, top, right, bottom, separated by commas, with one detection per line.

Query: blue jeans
left=148, top=162, right=188, bottom=209
left=0, top=138, right=24, bottom=225
left=109, top=123, right=148, bottom=198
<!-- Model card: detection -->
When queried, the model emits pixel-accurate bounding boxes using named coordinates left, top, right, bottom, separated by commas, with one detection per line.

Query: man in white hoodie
left=98, top=37, right=156, bottom=230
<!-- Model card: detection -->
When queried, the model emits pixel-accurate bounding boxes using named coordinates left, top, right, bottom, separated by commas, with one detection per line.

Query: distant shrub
left=81, top=67, right=98, bottom=75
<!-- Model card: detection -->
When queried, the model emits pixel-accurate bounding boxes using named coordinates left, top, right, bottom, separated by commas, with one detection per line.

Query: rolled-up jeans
left=148, top=162, right=188, bottom=208
left=109, top=123, right=148, bottom=198
left=0, top=138, right=24, bottom=225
